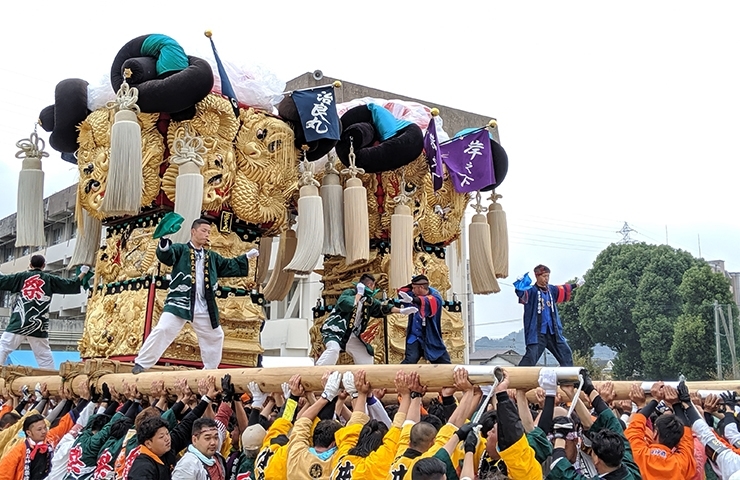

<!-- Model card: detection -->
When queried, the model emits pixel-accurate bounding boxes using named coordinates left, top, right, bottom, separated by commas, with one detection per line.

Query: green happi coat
left=0, top=269, right=82, bottom=338
left=157, top=242, right=249, bottom=328
left=320, top=288, right=394, bottom=355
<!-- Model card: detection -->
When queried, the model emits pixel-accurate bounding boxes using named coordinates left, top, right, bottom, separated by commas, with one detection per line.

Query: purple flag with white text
left=423, top=117, right=444, bottom=191
left=440, top=128, right=494, bottom=193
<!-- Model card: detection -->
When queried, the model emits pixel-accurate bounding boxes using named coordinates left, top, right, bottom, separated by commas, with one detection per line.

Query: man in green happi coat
left=133, top=218, right=258, bottom=373
left=0, top=254, right=90, bottom=369
left=315, top=273, right=418, bottom=365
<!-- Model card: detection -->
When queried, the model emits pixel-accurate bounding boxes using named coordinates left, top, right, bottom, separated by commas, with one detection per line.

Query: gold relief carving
left=231, top=107, right=298, bottom=232
left=96, top=226, right=161, bottom=284
left=77, top=110, right=164, bottom=218
left=207, top=228, right=259, bottom=291
left=79, top=289, right=148, bottom=358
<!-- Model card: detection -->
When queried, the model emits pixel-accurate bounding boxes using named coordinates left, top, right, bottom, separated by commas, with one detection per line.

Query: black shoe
left=132, top=364, right=145, bottom=375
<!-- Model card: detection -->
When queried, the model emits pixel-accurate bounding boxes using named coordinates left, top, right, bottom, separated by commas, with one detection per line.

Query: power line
left=509, top=230, right=613, bottom=245
left=616, top=222, right=639, bottom=245
left=510, top=223, right=617, bottom=241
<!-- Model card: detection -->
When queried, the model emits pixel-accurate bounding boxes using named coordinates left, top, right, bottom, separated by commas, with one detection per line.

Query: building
left=0, top=73, right=496, bottom=363
left=469, top=348, right=524, bottom=367
left=707, top=260, right=740, bottom=307
left=0, top=184, right=83, bottom=356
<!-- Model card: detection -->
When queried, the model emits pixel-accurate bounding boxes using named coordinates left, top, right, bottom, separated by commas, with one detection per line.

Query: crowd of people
left=0, top=367, right=738, bottom=479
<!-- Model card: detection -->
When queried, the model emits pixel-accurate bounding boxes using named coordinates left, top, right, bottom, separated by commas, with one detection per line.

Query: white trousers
left=315, top=336, right=374, bottom=366
left=0, top=331, right=55, bottom=370
left=134, top=311, right=224, bottom=369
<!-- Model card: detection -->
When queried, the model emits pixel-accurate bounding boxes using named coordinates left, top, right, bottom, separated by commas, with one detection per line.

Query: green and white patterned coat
left=157, top=242, right=249, bottom=328
left=0, top=269, right=82, bottom=338
left=320, top=288, right=394, bottom=355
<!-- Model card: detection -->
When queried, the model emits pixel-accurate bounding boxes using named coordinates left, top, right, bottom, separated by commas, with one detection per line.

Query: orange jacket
left=0, top=413, right=74, bottom=480
left=625, top=412, right=696, bottom=480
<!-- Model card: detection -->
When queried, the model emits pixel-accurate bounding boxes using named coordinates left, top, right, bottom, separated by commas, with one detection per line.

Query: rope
left=392, top=169, right=415, bottom=206
left=15, top=129, right=49, bottom=160
left=106, top=69, right=141, bottom=113
left=298, top=149, right=320, bottom=188
left=170, top=125, right=206, bottom=167
left=340, top=137, right=365, bottom=178
left=472, top=191, right=487, bottom=214
left=488, top=190, right=502, bottom=204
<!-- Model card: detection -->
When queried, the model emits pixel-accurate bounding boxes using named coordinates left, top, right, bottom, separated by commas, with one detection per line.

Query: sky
left=1, top=1, right=738, bottom=342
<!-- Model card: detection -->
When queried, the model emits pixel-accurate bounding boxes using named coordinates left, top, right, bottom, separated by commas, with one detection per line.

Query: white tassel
left=255, top=237, right=273, bottom=285
left=15, top=130, right=48, bottom=247
left=101, top=75, right=143, bottom=217
left=469, top=195, right=500, bottom=294
left=342, top=142, right=369, bottom=265
left=320, top=161, right=346, bottom=257
left=284, top=185, right=324, bottom=274
left=170, top=128, right=207, bottom=244
left=487, top=192, right=509, bottom=278
left=390, top=200, right=414, bottom=291
left=263, top=230, right=297, bottom=301
left=69, top=205, right=102, bottom=267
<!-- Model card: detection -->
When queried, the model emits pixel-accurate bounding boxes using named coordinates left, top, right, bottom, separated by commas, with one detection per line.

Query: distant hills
left=474, top=329, right=616, bottom=360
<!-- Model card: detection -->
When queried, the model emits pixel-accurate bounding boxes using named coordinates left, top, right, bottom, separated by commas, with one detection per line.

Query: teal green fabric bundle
left=141, top=34, right=189, bottom=75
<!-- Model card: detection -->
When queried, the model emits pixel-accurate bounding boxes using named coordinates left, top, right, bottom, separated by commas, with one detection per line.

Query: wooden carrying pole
left=4, top=363, right=740, bottom=401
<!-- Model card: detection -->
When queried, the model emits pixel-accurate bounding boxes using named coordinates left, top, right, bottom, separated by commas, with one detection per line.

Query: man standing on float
left=133, top=216, right=258, bottom=374
left=515, top=264, right=581, bottom=366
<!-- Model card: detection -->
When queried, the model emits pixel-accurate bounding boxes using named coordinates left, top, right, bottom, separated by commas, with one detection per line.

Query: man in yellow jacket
left=286, top=371, right=345, bottom=479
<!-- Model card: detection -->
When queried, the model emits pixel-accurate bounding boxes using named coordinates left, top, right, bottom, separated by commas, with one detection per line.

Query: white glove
left=342, top=372, right=358, bottom=398
left=80, top=265, right=90, bottom=274
left=246, top=248, right=259, bottom=259
left=248, top=381, right=267, bottom=407
left=356, top=283, right=366, bottom=296
left=576, top=277, right=585, bottom=287
left=322, top=371, right=342, bottom=401
left=538, top=368, right=558, bottom=397
left=398, top=291, right=413, bottom=304
left=479, top=385, right=493, bottom=397
left=34, top=383, right=42, bottom=402
left=399, top=306, right=418, bottom=316
left=21, top=385, right=30, bottom=402
left=281, top=382, right=291, bottom=400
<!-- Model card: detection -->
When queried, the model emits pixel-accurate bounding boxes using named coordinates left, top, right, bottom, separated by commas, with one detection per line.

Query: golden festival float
left=14, top=32, right=735, bottom=400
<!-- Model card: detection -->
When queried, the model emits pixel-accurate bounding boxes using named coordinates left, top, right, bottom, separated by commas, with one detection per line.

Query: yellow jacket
left=331, top=412, right=406, bottom=479
left=387, top=422, right=457, bottom=480
left=287, top=412, right=367, bottom=480
left=499, top=434, right=542, bottom=480
left=257, top=417, right=293, bottom=480
left=0, top=409, right=39, bottom=456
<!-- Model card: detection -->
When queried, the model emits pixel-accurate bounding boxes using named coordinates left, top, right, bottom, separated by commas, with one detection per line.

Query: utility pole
left=718, top=304, right=738, bottom=379
left=716, top=301, right=723, bottom=379
left=729, top=305, right=738, bottom=379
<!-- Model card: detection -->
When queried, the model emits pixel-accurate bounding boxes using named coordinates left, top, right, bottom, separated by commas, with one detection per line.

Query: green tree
left=670, top=313, right=712, bottom=379
left=573, top=243, right=712, bottom=379
left=559, top=278, right=594, bottom=358
left=673, top=265, right=739, bottom=379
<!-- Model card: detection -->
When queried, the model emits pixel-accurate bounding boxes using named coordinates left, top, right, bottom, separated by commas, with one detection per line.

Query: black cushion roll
left=134, top=56, right=214, bottom=114
left=480, top=138, right=508, bottom=191
left=341, top=122, right=376, bottom=150
left=121, top=57, right=158, bottom=86
left=110, top=35, right=149, bottom=92
left=49, top=78, right=89, bottom=154
left=38, top=105, right=55, bottom=132
left=336, top=123, right=424, bottom=173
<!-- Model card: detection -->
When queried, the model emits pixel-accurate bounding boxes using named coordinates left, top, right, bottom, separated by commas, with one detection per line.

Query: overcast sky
left=1, top=1, right=738, bottom=341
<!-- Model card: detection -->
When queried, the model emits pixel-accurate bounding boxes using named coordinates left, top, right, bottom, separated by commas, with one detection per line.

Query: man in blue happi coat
left=398, top=275, right=451, bottom=364
left=515, top=264, right=580, bottom=367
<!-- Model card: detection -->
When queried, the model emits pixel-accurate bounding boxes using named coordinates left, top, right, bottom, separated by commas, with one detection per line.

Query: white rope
left=106, top=70, right=140, bottom=113
left=340, top=137, right=365, bottom=178
left=298, top=158, right=320, bottom=188
left=15, top=130, right=49, bottom=161
left=171, top=127, right=207, bottom=167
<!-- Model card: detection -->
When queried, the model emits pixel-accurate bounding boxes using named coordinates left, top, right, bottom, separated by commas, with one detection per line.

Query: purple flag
left=440, top=128, right=495, bottom=193
left=423, top=117, right=444, bottom=191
